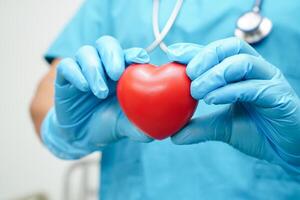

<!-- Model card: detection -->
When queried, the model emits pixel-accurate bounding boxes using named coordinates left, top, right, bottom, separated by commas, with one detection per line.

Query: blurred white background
left=0, top=0, right=99, bottom=199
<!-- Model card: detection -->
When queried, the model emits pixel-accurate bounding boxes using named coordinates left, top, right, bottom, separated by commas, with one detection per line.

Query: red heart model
left=117, top=62, right=198, bottom=140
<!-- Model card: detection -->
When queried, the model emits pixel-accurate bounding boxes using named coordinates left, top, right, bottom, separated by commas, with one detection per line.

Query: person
left=30, top=0, right=300, bottom=199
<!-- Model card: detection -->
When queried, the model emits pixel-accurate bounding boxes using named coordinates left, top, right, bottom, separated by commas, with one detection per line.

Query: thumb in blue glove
left=167, top=37, right=300, bottom=174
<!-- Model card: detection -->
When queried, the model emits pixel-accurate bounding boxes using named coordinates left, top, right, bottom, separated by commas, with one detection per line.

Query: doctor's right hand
left=41, top=36, right=152, bottom=159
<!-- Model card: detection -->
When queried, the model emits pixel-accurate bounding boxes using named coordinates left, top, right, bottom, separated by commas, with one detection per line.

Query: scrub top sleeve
left=44, top=0, right=110, bottom=64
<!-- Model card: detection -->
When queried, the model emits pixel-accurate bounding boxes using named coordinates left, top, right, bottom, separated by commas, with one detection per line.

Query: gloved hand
left=42, top=36, right=152, bottom=159
left=167, top=37, right=300, bottom=173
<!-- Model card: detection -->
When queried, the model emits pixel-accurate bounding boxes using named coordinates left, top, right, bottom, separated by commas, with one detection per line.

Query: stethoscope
left=146, top=0, right=273, bottom=53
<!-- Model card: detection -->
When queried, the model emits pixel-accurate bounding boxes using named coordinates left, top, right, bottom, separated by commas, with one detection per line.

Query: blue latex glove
left=42, top=36, right=152, bottom=159
left=167, top=37, right=300, bottom=173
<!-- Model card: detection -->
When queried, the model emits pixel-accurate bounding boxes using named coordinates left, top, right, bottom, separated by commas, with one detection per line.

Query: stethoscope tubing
left=146, top=0, right=268, bottom=53
left=146, top=0, right=183, bottom=53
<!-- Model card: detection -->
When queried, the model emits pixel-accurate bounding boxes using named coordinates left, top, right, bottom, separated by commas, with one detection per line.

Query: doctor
left=30, top=0, right=300, bottom=199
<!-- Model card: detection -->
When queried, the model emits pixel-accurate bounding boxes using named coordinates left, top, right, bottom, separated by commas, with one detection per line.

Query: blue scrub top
left=45, top=0, right=300, bottom=199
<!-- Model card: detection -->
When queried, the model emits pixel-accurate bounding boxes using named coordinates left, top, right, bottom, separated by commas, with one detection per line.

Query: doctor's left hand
left=167, top=37, right=300, bottom=173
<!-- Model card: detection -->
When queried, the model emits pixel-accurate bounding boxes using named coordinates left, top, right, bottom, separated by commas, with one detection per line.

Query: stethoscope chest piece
left=235, top=10, right=272, bottom=44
